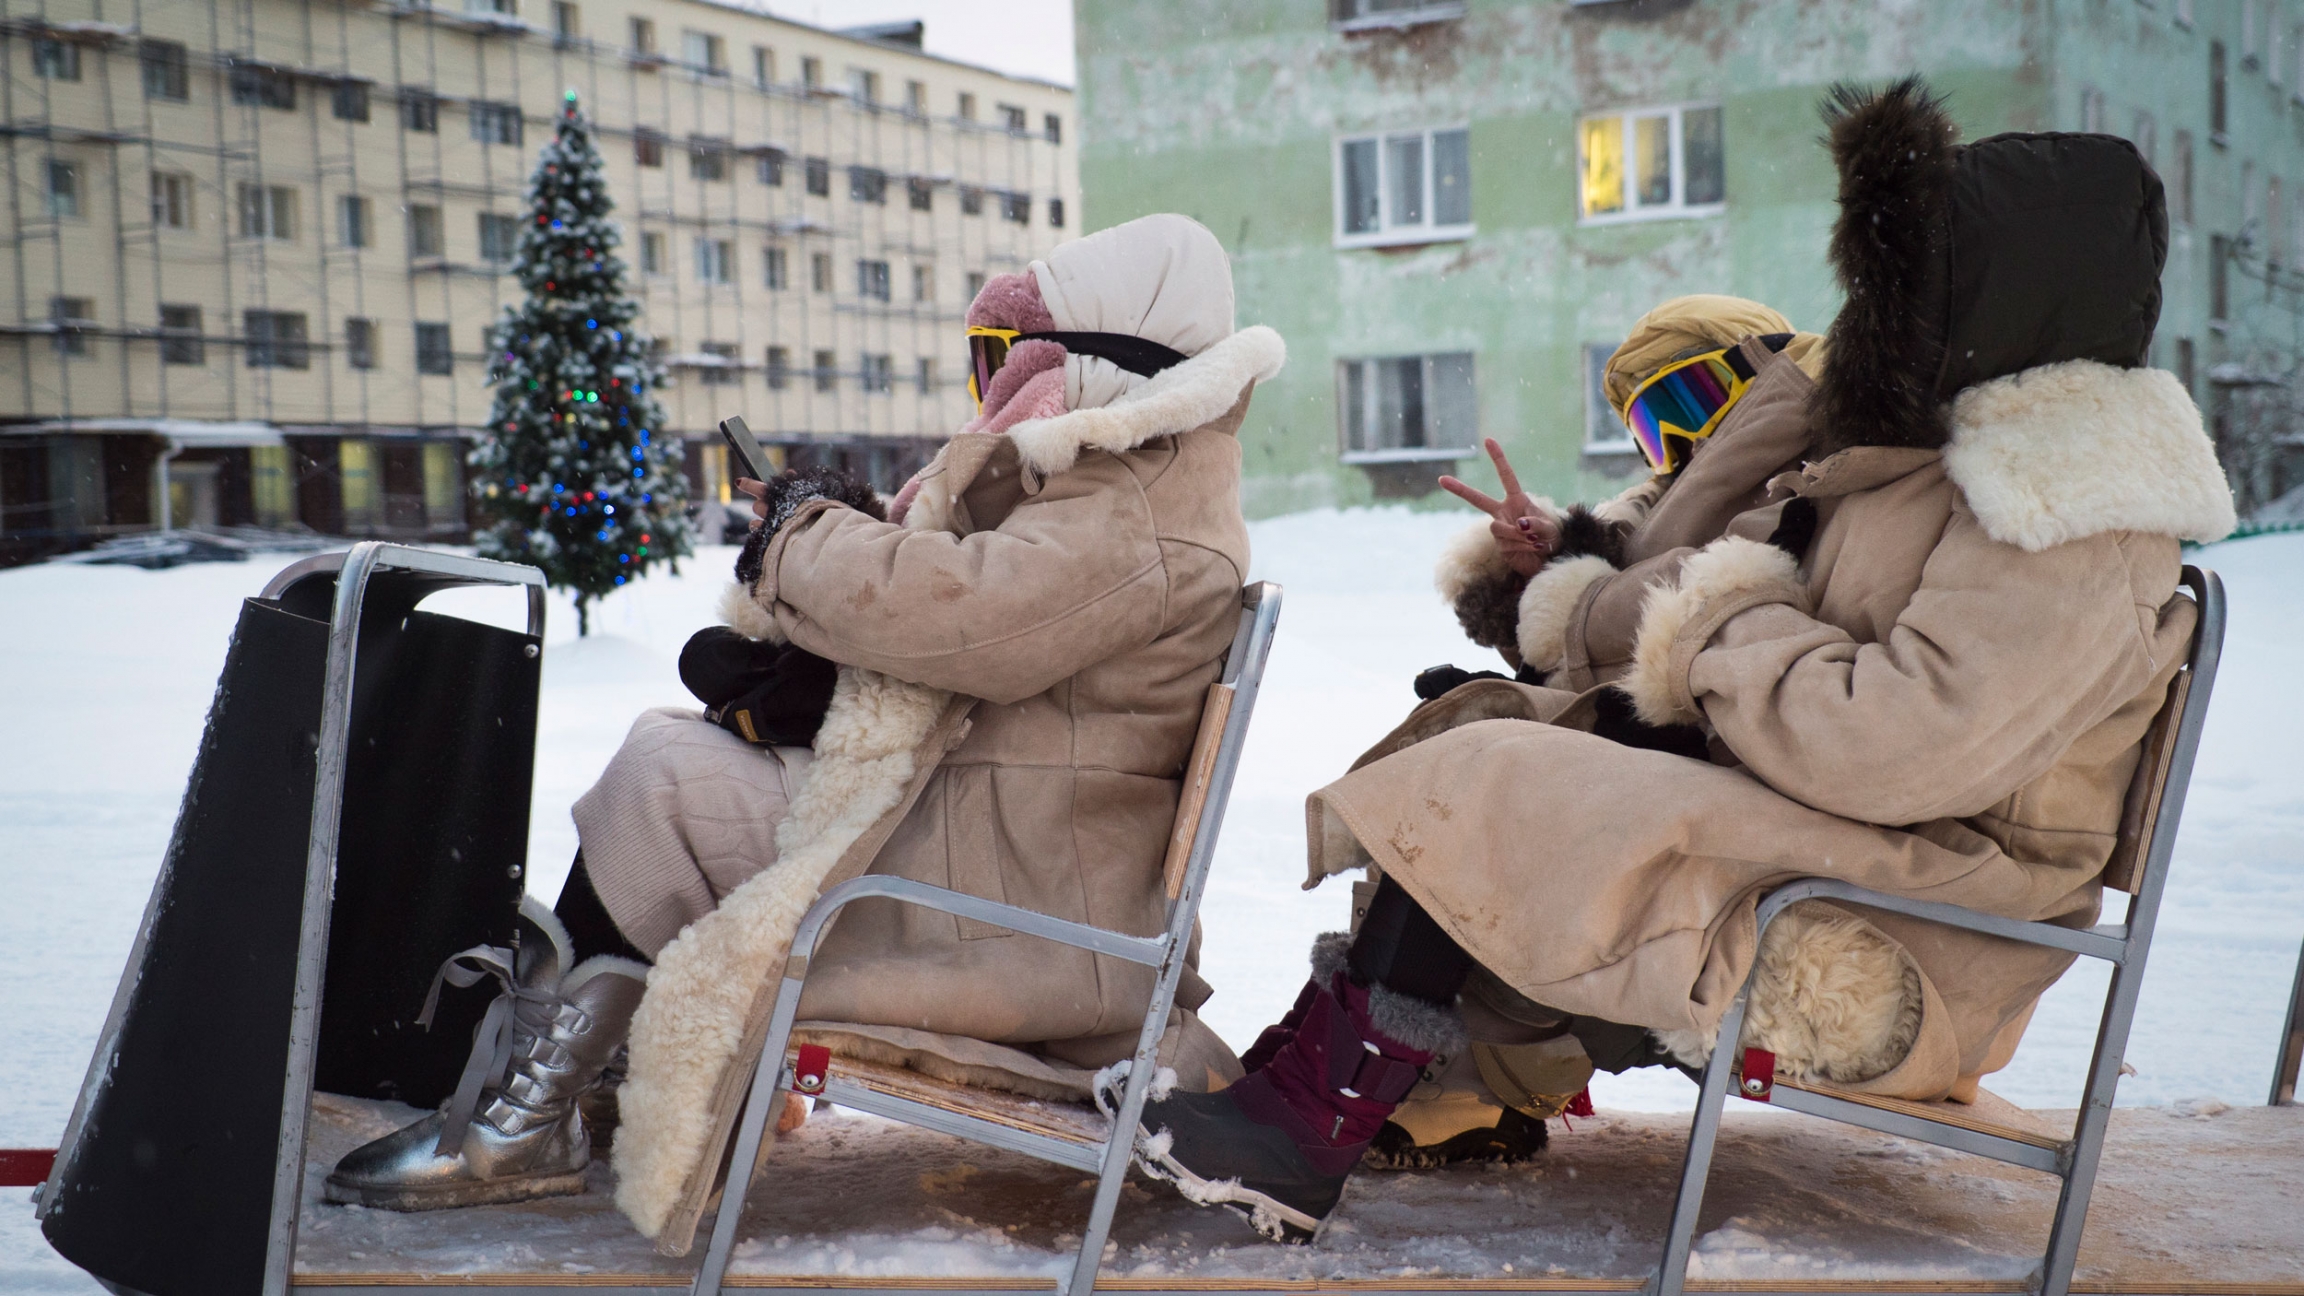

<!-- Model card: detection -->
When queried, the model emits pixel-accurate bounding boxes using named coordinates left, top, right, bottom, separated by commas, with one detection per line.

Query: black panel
left=42, top=600, right=326, bottom=1295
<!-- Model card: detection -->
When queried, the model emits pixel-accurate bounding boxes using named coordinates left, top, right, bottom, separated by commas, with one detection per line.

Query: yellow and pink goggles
left=1618, top=345, right=1760, bottom=475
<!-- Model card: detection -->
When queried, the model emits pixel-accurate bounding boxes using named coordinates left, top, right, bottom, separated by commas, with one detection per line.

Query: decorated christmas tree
left=471, top=90, right=692, bottom=636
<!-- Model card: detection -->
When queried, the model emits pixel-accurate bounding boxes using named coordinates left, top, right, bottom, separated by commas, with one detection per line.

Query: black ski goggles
left=966, top=326, right=1189, bottom=411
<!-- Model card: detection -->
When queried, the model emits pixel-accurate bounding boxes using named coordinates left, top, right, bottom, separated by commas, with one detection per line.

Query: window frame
left=44, top=159, right=81, bottom=220
left=160, top=304, right=205, bottom=366
left=50, top=296, right=94, bottom=356
left=640, top=231, right=666, bottom=276
left=856, top=258, right=892, bottom=301
left=332, top=80, right=371, bottom=123
left=245, top=310, right=311, bottom=370
left=345, top=317, right=377, bottom=370
left=848, top=165, right=889, bottom=204
left=152, top=171, right=195, bottom=231
left=812, top=348, right=838, bottom=393
left=1334, top=351, right=1478, bottom=463
left=408, top=204, right=444, bottom=257
left=34, top=36, right=83, bottom=81
left=401, top=90, right=440, bottom=133
left=763, top=244, right=788, bottom=289
left=1575, top=101, right=1725, bottom=226
left=689, top=136, right=730, bottom=181
left=478, top=212, right=520, bottom=264
left=1329, top=0, right=1465, bottom=33
left=635, top=128, right=666, bottom=168
left=140, top=39, right=189, bottom=100
left=1581, top=340, right=1637, bottom=453
left=340, top=194, right=373, bottom=248
left=469, top=101, right=524, bottom=146
left=695, top=237, right=733, bottom=285
left=237, top=183, right=297, bottom=241
left=414, top=322, right=454, bottom=375
left=1331, top=123, right=1474, bottom=248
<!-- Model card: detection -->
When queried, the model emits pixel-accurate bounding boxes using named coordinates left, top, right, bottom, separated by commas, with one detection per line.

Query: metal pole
left=2271, top=929, right=2304, bottom=1106
left=1653, top=994, right=1747, bottom=1296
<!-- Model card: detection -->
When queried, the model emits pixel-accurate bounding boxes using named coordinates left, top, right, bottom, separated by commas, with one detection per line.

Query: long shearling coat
left=1312, top=359, right=2233, bottom=1103
left=609, top=325, right=1282, bottom=1253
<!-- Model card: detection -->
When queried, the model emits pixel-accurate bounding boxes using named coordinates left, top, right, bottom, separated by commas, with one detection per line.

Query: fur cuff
left=1515, top=555, right=1615, bottom=677
left=1652, top=901, right=1923, bottom=1085
left=1433, top=518, right=1513, bottom=605
left=1310, top=930, right=1352, bottom=987
left=1619, top=537, right=1802, bottom=726
left=1553, top=504, right=1631, bottom=567
left=1364, top=983, right=1470, bottom=1058
left=715, top=581, right=786, bottom=645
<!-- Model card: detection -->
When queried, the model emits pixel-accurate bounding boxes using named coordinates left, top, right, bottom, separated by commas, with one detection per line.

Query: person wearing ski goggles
left=965, top=324, right=1190, bottom=413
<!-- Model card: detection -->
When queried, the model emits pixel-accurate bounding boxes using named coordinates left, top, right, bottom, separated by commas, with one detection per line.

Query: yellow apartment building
left=0, top=0, right=1075, bottom=559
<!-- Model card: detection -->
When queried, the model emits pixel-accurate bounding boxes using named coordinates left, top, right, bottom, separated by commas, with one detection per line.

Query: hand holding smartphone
left=719, top=416, right=774, bottom=484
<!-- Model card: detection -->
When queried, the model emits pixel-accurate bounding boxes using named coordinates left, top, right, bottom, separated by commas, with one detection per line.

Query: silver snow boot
left=324, top=897, right=649, bottom=1211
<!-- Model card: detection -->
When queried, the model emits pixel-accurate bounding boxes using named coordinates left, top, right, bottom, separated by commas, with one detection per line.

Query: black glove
left=733, top=466, right=889, bottom=587
left=1414, top=664, right=1513, bottom=701
left=1766, top=496, right=1818, bottom=562
left=678, top=627, right=840, bottom=746
left=1590, top=688, right=1711, bottom=761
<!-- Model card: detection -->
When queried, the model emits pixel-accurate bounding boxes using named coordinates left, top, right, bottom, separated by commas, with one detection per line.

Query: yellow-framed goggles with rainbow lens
left=964, top=324, right=1192, bottom=414
left=1617, top=345, right=1759, bottom=476
left=966, top=325, right=1023, bottom=411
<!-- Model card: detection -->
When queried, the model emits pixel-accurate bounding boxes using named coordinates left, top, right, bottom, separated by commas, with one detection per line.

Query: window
left=958, top=91, right=976, bottom=121
left=2175, top=130, right=2195, bottom=224
left=851, top=68, right=880, bottom=104
left=640, top=231, right=665, bottom=275
left=1336, top=353, right=1476, bottom=460
left=46, top=160, right=79, bottom=219
left=479, top=212, right=520, bottom=263
left=1337, top=124, right=1472, bottom=244
left=959, top=186, right=984, bottom=217
left=346, top=317, right=376, bottom=369
left=404, top=205, right=443, bottom=258
left=966, top=271, right=987, bottom=300
left=1582, top=342, right=1634, bottom=451
left=470, top=102, right=523, bottom=146
left=805, top=157, right=831, bottom=196
left=160, top=305, right=204, bottom=365
left=811, top=251, right=833, bottom=292
left=230, top=63, right=296, bottom=110
left=849, top=166, right=888, bottom=203
left=629, top=17, right=656, bottom=55
left=402, top=91, right=439, bottom=133
left=635, top=129, right=664, bottom=167
left=862, top=354, right=894, bottom=393
left=801, top=56, right=822, bottom=90
left=141, top=40, right=188, bottom=100
left=50, top=297, right=93, bottom=356
left=765, top=345, right=791, bottom=389
left=908, top=177, right=933, bottom=211
left=753, top=46, right=774, bottom=87
left=682, top=30, right=725, bottom=73
left=907, top=79, right=927, bottom=114
left=152, top=172, right=194, bottom=229
left=1048, top=197, right=1066, bottom=228
left=2132, top=110, right=2158, bottom=170
left=764, top=244, right=788, bottom=289
left=912, top=263, right=934, bottom=302
left=857, top=259, right=892, bottom=301
left=333, top=80, right=370, bottom=122
left=695, top=238, right=733, bottom=284
left=813, top=348, right=838, bottom=392
left=2212, top=42, right=2228, bottom=141
left=2176, top=337, right=2196, bottom=394
left=1577, top=104, right=1723, bottom=222
left=340, top=195, right=373, bottom=248
left=245, top=310, right=311, bottom=369
left=689, top=137, right=730, bottom=180
left=2080, top=86, right=2106, bottom=133
left=917, top=357, right=936, bottom=395
left=756, top=149, right=785, bottom=185
left=1000, top=191, right=1031, bottom=224
left=1330, top=0, right=1464, bottom=29
left=553, top=2, right=580, bottom=38
left=999, top=103, right=1028, bottom=134
left=2211, top=234, right=2230, bottom=321
left=34, top=37, right=81, bottom=81
left=698, top=341, right=739, bottom=385
left=415, top=322, right=454, bottom=374
left=237, top=184, right=297, bottom=240
left=467, top=0, right=516, bottom=16
left=1046, top=113, right=1063, bottom=144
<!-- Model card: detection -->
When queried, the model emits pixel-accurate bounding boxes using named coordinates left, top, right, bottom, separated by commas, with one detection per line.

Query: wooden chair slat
left=1163, top=684, right=1234, bottom=901
left=2103, top=668, right=2191, bottom=895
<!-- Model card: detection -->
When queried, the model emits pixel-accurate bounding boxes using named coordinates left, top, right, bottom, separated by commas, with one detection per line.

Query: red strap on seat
left=0, top=1149, right=56, bottom=1187
left=793, top=1043, right=831, bottom=1096
left=1739, top=1047, right=1776, bottom=1102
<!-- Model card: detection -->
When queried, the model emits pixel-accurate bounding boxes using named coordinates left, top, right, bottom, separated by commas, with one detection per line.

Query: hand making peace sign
left=1438, top=439, right=1560, bottom=578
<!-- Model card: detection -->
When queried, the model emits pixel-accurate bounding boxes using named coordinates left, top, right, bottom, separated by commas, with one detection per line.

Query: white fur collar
left=1006, top=325, right=1285, bottom=477
left=1945, top=359, right=2236, bottom=552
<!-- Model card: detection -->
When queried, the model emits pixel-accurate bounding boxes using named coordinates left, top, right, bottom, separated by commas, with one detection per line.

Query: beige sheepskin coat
left=607, top=317, right=1283, bottom=1253
left=1316, top=359, right=2233, bottom=1102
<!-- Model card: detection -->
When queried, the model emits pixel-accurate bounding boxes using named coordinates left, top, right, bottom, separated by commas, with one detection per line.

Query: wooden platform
left=289, top=1095, right=2304, bottom=1296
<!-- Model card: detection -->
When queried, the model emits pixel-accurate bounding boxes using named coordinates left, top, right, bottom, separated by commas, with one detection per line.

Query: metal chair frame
left=689, top=582, right=1284, bottom=1296
left=1653, top=566, right=2225, bottom=1296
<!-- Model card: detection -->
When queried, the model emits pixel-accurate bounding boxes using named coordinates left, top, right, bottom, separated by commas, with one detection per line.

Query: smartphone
left=719, top=416, right=774, bottom=483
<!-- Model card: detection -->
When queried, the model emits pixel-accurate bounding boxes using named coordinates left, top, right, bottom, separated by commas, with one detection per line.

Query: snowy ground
left=3, top=511, right=2301, bottom=1289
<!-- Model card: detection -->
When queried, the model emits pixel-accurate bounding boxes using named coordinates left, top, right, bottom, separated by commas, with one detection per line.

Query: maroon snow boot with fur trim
left=1127, top=963, right=1463, bottom=1243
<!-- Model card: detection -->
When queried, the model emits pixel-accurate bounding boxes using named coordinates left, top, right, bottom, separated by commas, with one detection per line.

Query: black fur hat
left=1814, top=77, right=2168, bottom=455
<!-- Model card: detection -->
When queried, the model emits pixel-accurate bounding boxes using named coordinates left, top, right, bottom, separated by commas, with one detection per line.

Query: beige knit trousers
left=570, top=706, right=815, bottom=958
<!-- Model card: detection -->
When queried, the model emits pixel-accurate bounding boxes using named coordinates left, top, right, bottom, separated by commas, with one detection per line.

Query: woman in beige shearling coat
left=1122, top=80, right=2237, bottom=1246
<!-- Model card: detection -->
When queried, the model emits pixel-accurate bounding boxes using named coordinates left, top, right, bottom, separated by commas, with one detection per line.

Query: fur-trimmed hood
left=1008, top=325, right=1284, bottom=478
left=1815, top=77, right=2167, bottom=455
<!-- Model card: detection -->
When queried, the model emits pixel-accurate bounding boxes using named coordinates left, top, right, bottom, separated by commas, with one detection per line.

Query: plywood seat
left=1770, top=1078, right=2067, bottom=1152
left=804, top=1051, right=1110, bottom=1149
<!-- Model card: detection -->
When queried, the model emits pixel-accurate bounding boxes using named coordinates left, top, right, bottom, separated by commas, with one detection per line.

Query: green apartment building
left=1077, top=0, right=2304, bottom=516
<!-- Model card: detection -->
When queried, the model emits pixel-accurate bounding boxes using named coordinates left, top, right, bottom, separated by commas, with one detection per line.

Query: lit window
left=1577, top=104, right=1723, bottom=223
left=1336, top=353, right=1477, bottom=461
left=1335, top=125, right=1471, bottom=246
